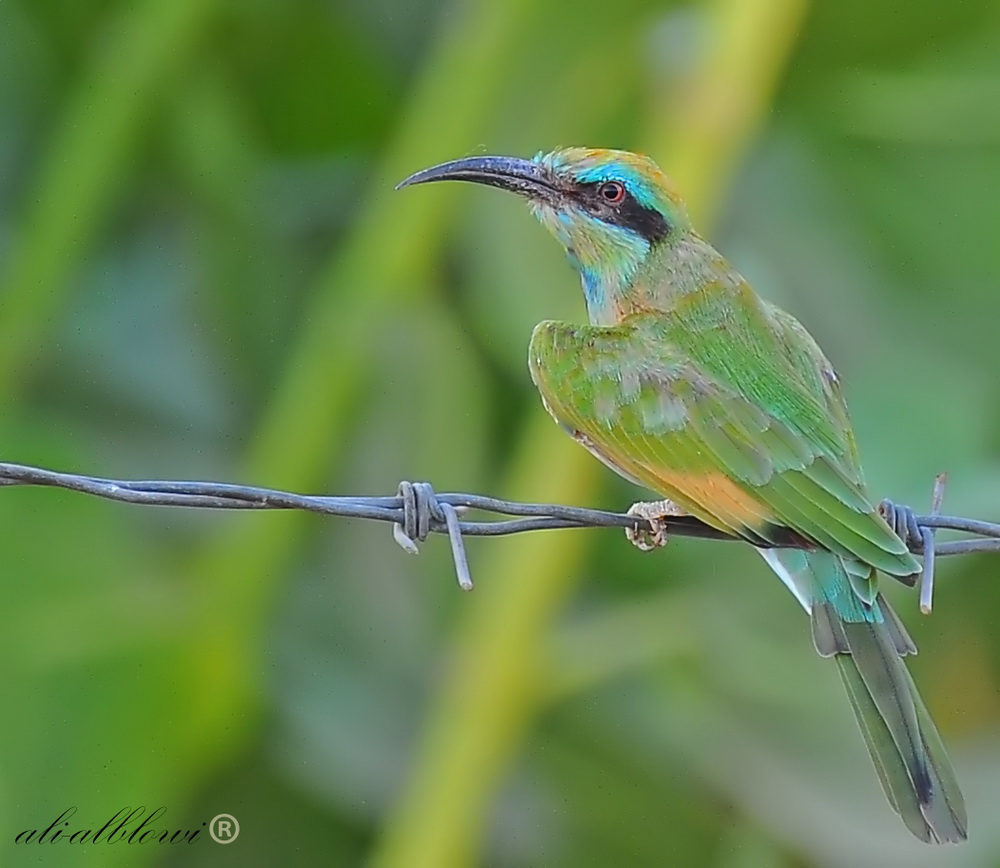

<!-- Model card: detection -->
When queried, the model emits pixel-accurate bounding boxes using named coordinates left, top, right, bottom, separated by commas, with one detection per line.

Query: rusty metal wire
left=0, top=461, right=996, bottom=600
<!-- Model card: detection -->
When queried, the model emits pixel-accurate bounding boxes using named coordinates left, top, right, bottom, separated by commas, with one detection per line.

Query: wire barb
left=919, top=473, right=948, bottom=614
left=0, top=461, right=998, bottom=604
left=879, top=474, right=951, bottom=614
left=391, top=481, right=473, bottom=590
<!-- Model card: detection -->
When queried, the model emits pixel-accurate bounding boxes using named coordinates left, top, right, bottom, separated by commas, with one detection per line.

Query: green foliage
left=2, top=0, right=999, bottom=865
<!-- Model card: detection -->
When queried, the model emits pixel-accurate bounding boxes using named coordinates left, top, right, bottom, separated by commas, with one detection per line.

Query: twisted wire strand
left=1, top=461, right=997, bottom=596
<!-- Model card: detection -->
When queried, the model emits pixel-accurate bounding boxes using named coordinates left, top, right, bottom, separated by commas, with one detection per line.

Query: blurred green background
left=2, top=0, right=1000, bottom=865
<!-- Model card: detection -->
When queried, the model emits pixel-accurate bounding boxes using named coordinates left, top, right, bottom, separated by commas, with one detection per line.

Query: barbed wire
left=1, top=461, right=997, bottom=607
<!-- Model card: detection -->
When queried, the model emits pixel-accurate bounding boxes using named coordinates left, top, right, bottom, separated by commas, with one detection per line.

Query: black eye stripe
left=576, top=182, right=671, bottom=243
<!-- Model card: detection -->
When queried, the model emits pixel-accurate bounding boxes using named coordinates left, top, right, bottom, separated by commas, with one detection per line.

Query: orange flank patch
left=647, top=468, right=776, bottom=531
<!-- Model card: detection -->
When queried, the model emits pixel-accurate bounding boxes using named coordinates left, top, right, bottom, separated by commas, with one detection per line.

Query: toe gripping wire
left=879, top=473, right=947, bottom=614
left=391, top=481, right=473, bottom=591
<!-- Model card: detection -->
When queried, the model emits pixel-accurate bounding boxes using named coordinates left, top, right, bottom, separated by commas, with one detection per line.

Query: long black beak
left=395, top=155, right=558, bottom=202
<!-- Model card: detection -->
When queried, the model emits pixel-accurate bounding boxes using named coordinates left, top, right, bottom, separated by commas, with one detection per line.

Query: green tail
left=762, top=549, right=967, bottom=843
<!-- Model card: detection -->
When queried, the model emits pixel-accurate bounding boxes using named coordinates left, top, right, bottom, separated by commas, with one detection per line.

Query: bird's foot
left=626, top=499, right=685, bottom=551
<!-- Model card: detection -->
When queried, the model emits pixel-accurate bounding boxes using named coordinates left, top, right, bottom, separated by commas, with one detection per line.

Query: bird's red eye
left=598, top=181, right=626, bottom=204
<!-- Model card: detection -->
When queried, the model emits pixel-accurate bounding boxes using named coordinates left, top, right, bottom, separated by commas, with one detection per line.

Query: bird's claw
left=626, top=499, right=685, bottom=551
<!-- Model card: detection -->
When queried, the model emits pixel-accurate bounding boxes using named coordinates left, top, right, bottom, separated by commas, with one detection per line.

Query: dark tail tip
left=915, top=762, right=935, bottom=806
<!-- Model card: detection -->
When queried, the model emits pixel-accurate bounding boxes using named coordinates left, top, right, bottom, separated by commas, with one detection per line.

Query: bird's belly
left=644, top=467, right=774, bottom=533
left=568, top=423, right=775, bottom=538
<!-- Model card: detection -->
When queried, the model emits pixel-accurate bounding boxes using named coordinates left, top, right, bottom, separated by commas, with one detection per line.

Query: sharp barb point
left=441, top=503, right=473, bottom=590
left=392, top=523, right=421, bottom=555
left=920, top=527, right=936, bottom=615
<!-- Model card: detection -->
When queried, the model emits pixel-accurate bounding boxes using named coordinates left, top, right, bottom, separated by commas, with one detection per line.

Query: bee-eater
left=397, top=148, right=967, bottom=843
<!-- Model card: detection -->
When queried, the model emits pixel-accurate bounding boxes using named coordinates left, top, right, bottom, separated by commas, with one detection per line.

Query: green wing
left=764, top=301, right=864, bottom=476
left=528, top=303, right=919, bottom=578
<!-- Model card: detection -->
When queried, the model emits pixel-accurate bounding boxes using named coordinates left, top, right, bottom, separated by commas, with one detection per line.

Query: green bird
left=397, top=147, right=967, bottom=843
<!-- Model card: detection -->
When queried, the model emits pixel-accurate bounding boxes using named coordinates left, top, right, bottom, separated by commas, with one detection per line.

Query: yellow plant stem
left=371, top=1, right=811, bottom=866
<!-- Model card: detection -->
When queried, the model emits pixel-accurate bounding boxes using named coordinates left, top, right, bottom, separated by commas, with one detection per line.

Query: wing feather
left=529, top=312, right=918, bottom=576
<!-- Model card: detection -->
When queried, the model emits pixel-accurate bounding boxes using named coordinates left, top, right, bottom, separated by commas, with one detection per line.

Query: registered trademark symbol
left=209, top=813, right=240, bottom=844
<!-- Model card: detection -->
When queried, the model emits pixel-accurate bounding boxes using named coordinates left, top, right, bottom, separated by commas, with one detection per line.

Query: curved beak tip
left=394, top=165, right=451, bottom=191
